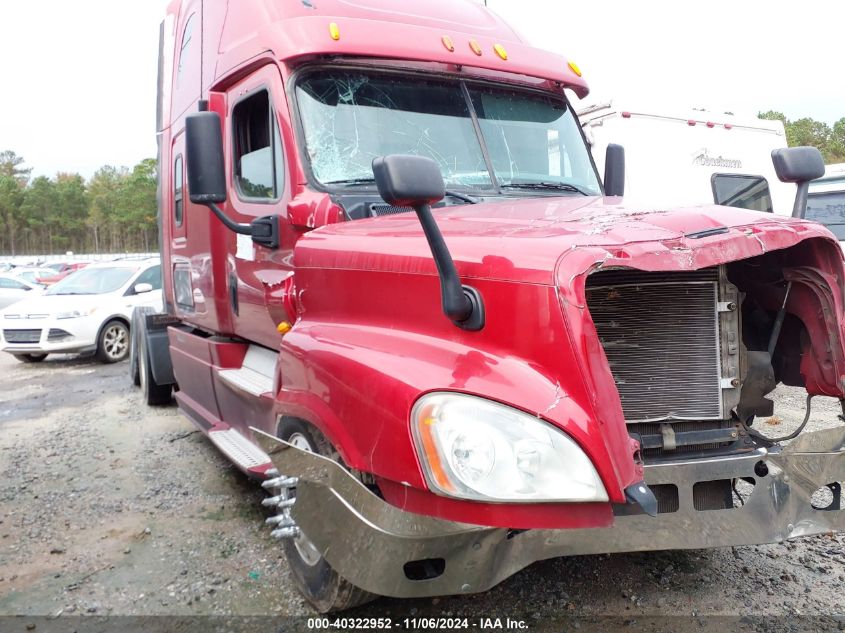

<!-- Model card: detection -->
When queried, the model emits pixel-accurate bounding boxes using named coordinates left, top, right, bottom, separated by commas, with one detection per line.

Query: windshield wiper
left=500, top=182, right=591, bottom=195
left=327, top=178, right=478, bottom=205
left=324, top=177, right=376, bottom=186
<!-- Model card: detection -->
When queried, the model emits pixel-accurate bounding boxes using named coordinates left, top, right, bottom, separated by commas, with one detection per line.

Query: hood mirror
left=771, top=146, right=825, bottom=218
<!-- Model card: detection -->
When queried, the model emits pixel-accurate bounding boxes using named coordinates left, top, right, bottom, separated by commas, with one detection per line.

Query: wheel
left=274, top=419, right=375, bottom=613
left=138, top=325, right=172, bottom=405
left=14, top=353, right=47, bottom=363
left=96, top=319, right=130, bottom=363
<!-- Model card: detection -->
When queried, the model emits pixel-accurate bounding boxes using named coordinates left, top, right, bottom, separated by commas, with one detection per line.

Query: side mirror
left=134, top=282, right=153, bottom=295
left=372, top=154, right=445, bottom=207
left=771, top=146, right=825, bottom=218
left=184, top=109, right=279, bottom=249
left=604, top=143, right=625, bottom=197
left=372, top=155, right=484, bottom=331
left=185, top=112, right=227, bottom=204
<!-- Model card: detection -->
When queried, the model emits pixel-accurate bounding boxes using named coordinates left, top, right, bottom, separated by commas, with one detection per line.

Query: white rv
left=579, top=102, right=794, bottom=214
left=807, top=163, right=845, bottom=240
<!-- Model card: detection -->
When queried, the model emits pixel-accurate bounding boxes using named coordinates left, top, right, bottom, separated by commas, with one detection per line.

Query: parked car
left=36, top=261, right=90, bottom=285
left=0, top=259, right=163, bottom=363
left=11, top=267, right=54, bottom=286
left=0, top=274, right=43, bottom=310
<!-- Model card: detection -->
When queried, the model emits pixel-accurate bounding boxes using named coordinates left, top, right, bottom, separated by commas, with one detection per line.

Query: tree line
left=0, top=151, right=157, bottom=256
left=1, top=111, right=843, bottom=256
left=758, top=112, right=845, bottom=163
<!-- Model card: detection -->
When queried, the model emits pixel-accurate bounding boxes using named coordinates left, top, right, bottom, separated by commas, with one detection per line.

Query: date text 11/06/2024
left=306, top=617, right=529, bottom=630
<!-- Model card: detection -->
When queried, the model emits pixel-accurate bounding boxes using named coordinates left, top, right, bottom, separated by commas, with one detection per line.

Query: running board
left=208, top=428, right=271, bottom=470
left=217, top=345, right=276, bottom=397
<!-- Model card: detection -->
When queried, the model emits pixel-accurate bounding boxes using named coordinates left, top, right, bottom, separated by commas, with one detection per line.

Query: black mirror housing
left=771, top=147, right=825, bottom=218
left=185, top=111, right=227, bottom=204
left=604, top=144, right=625, bottom=197
left=771, top=146, right=825, bottom=184
left=372, top=155, right=445, bottom=208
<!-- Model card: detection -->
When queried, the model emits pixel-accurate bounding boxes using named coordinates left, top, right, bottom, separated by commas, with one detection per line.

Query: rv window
left=174, top=155, right=183, bottom=227
left=711, top=174, right=773, bottom=213
left=232, top=90, right=284, bottom=200
left=806, top=191, right=845, bottom=240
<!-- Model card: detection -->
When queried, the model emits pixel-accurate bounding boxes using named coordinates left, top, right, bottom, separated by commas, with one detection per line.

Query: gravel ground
left=1, top=350, right=845, bottom=631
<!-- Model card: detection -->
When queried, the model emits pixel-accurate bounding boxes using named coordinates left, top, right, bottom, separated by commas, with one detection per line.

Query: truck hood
left=297, top=196, right=837, bottom=284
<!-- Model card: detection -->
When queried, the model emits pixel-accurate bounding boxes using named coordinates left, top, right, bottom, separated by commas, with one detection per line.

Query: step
left=218, top=345, right=276, bottom=397
left=208, top=428, right=271, bottom=470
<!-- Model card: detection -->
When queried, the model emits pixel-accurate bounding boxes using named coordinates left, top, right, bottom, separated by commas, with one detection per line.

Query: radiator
left=586, top=269, right=726, bottom=423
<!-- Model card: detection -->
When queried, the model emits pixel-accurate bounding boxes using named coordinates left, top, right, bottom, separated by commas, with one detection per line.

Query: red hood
left=296, top=196, right=840, bottom=285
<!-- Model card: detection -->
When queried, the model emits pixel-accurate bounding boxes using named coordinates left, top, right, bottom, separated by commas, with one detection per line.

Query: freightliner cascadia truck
left=133, top=0, right=845, bottom=612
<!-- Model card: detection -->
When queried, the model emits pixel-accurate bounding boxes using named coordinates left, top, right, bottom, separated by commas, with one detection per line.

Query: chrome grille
left=586, top=269, right=722, bottom=423
left=3, top=329, right=42, bottom=344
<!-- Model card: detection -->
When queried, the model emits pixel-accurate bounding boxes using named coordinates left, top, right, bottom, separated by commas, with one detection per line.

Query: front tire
left=275, top=419, right=375, bottom=613
left=14, top=353, right=47, bottom=363
left=96, top=319, right=130, bottom=363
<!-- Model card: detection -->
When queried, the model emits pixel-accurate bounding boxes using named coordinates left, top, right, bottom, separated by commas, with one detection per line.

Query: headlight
left=56, top=308, right=94, bottom=319
left=411, top=392, right=608, bottom=503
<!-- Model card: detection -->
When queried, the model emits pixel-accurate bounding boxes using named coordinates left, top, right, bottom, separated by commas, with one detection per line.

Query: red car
left=36, top=261, right=89, bottom=286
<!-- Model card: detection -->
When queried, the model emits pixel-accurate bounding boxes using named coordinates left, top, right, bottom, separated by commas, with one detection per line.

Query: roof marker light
left=568, top=61, right=582, bottom=77
left=329, top=22, right=340, bottom=41
left=494, top=43, right=508, bottom=60
left=441, top=35, right=455, bottom=52
left=706, top=121, right=715, bottom=128
left=724, top=123, right=733, bottom=130
left=621, top=111, right=631, bottom=118
left=469, top=40, right=482, bottom=56
left=687, top=119, right=696, bottom=126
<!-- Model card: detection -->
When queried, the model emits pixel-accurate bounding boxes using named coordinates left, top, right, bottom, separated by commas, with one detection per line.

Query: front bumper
left=0, top=316, right=98, bottom=354
left=253, top=426, right=845, bottom=599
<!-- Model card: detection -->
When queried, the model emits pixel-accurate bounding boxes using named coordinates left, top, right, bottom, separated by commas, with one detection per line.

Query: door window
left=132, top=265, right=162, bottom=292
left=232, top=90, right=285, bottom=200
left=174, top=155, right=184, bottom=227
left=0, top=278, right=28, bottom=290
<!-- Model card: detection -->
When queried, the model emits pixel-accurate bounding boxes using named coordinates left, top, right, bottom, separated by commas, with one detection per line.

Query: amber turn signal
left=277, top=321, right=292, bottom=334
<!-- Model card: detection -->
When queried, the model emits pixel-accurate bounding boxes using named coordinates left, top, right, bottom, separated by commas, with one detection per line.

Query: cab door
left=223, top=64, right=297, bottom=350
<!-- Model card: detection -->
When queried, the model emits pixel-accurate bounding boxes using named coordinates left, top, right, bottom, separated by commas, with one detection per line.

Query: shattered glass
left=297, top=72, right=491, bottom=188
left=295, top=70, right=600, bottom=195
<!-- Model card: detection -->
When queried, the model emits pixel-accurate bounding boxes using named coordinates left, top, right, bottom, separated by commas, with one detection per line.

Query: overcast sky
left=0, top=0, right=842, bottom=180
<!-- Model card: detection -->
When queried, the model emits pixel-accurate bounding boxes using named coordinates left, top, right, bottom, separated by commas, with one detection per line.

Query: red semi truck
left=134, top=0, right=845, bottom=612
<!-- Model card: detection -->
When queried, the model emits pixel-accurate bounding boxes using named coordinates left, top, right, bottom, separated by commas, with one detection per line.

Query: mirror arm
left=792, top=182, right=810, bottom=219
left=413, top=203, right=484, bottom=330
left=206, top=202, right=253, bottom=235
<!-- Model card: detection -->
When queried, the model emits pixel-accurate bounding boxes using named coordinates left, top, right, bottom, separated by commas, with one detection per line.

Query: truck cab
left=138, top=0, right=845, bottom=613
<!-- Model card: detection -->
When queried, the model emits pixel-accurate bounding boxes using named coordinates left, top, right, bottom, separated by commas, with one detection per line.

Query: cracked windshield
left=295, top=70, right=601, bottom=195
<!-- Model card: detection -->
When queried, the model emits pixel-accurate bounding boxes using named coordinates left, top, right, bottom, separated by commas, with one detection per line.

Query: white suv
left=0, top=258, right=163, bottom=363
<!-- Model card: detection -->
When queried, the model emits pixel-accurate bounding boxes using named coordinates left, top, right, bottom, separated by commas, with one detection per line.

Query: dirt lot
left=2, top=351, right=845, bottom=631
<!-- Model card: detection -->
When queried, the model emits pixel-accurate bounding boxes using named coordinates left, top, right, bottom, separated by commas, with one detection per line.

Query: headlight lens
left=410, top=392, right=608, bottom=503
